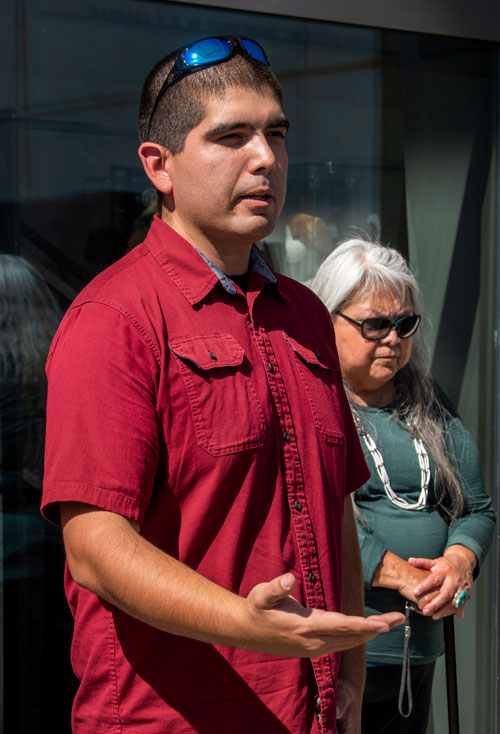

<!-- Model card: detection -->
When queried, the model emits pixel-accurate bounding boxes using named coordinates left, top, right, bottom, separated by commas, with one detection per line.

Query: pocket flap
left=282, top=332, right=337, bottom=371
left=169, top=333, right=244, bottom=370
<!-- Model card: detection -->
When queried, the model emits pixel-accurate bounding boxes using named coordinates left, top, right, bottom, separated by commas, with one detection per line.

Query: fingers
left=428, top=601, right=460, bottom=620
left=332, top=612, right=403, bottom=635
left=246, top=576, right=406, bottom=656
left=413, top=575, right=441, bottom=597
left=415, top=570, right=454, bottom=614
left=310, top=611, right=405, bottom=652
left=248, top=573, right=298, bottom=610
left=420, top=590, right=453, bottom=617
left=408, top=557, right=433, bottom=570
left=408, top=558, right=439, bottom=596
left=411, top=560, right=446, bottom=597
left=408, top=555, right=471, bottom=617
left=424, top=588, right=471, bottom=620
left=367, top=611, right=406, bottom=630
left=417, top=578, right=470, bottom=618
left=314, top=618, right=394, bottom=652
left=412, top=588, right=440, bottom=613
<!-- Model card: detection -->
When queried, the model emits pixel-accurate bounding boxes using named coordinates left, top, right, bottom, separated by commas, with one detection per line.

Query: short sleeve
left=42, top=302, right=160, bottom=527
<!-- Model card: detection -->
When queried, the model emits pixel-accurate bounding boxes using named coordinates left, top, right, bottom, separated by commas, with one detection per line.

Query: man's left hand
left=336, top=678, right=361, bottom=734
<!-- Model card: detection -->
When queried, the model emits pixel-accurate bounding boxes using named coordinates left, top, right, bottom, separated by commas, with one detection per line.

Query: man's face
left=164, top=85, right=288, bottom=254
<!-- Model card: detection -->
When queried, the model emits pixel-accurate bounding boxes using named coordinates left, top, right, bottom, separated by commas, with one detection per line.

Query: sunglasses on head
left=147, top=36, right=270, bottom=138
left=336, top=312, right=421, bottom=340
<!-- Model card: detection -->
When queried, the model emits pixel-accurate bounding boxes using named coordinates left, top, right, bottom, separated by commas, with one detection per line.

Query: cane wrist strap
left=398, top=601, right=416, bottom=717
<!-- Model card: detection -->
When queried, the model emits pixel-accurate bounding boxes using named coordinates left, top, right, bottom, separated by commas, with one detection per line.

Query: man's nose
left=249, top=134, right=276, bottom=173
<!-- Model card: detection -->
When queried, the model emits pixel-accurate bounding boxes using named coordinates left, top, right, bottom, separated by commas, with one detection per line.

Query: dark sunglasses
left=336, top=311, right=421, bottom=340
left=147, top=36, right=270, bottom=138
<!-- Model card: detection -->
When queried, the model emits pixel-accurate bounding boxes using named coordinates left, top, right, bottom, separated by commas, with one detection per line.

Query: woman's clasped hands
left=408, top=544, right=476, bottom=620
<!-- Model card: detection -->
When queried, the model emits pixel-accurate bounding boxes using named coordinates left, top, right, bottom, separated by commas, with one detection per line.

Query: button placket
left=251, top=326, right=332, bottom=729
left=252, top=328, right=325, bottom=610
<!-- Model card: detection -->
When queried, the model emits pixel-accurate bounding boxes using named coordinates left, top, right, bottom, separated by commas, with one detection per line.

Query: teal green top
left=355, top=405, right=496, bottom=665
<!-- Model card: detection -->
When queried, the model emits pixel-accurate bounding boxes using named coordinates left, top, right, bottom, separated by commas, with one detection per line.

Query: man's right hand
left=240, top=572, right=404, bottom=658
left=62, top=503, right=404, bottom=659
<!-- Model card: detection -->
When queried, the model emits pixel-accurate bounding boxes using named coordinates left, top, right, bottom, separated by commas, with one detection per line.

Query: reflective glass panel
left=1, top=1, right=498, bottom=731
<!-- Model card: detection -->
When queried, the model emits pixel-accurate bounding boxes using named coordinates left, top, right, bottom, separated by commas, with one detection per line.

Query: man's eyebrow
left=205, top=117, right=290, bottom=138
left=269, top=118, right=290, bottom=132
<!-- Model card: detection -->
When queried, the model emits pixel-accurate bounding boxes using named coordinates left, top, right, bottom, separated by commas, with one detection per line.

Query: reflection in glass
left=0, top=256, right=75, bottom=730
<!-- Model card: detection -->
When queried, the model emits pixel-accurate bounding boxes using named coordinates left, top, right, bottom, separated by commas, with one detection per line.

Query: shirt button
left=208, top=351, right=217, bottom=360
left=308, top=571, right=316, bottom=583
left=268, top=361, right=274, bottom=373
left=283, top=431, right=290, bottom=442
left=294, top=500, right=302, bottom=511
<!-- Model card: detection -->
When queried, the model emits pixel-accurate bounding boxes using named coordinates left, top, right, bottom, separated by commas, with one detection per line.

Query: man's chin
left=240, top=216, right=279, bottom=243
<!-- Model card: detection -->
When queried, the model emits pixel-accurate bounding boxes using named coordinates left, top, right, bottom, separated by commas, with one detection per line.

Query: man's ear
left=138, top=142, right=173, bottom=195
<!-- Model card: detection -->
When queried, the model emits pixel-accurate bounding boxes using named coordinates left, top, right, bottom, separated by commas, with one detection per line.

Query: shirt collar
left=195, top=245, right=277, bottom=295
left=145, top=216, right=281, bottom=305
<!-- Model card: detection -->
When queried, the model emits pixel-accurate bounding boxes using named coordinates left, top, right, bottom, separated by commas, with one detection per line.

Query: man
left=42, top=36, right=403, bottom=734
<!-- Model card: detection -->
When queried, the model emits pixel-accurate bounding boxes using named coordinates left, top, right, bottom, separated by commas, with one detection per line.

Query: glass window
left=2, top=1, right=498, bottom=731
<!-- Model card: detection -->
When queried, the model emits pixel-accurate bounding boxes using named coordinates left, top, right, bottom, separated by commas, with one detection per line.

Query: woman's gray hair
left=311, top=237, right=464, bottom=522
left=311, top=238, right=420, bottom=316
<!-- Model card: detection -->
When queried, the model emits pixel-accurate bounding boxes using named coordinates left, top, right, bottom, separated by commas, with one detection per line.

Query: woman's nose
left=380, top=326, right=401, bottom=345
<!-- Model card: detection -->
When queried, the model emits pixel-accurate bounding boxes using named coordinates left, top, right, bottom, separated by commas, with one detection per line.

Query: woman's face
left=333, top=287, right=414, bottom=406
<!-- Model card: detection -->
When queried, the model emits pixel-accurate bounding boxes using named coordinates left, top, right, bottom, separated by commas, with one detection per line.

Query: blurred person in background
left=0, top=255, right=73, bottom=728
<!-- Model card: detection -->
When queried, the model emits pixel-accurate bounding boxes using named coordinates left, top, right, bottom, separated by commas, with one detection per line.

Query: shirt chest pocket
left=283, top=333, right=346, bottom=445
left=169, top=333, right=267, bottom=456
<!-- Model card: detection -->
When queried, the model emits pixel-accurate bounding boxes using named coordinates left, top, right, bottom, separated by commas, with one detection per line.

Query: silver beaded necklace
left=355, top=415, right=431, bottom=511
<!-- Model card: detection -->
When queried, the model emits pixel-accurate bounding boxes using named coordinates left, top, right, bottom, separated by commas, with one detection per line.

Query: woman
left=311, top=239, right=495, bottom=734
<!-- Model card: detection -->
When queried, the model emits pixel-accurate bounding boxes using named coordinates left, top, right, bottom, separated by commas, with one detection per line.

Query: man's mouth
left=240, top=189, right=273, bottom=202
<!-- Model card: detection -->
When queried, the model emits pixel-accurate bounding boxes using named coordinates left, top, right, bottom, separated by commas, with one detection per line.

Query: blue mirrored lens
left=241, top=38, right=268, bottom=63
left=183, top=38, right=231, bottom=67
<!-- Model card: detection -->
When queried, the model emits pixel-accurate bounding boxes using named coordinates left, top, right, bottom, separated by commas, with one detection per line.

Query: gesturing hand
left=243, top=573, right=405, bottom=658
left=409, top=545, right=477, bottom=620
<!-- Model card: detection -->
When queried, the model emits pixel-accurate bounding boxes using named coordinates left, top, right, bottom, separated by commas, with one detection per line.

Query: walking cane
left=443, top=616, right=460, bottom=734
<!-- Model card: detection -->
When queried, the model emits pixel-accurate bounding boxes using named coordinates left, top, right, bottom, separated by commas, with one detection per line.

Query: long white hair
left=311, top=237, right=464, bottom=521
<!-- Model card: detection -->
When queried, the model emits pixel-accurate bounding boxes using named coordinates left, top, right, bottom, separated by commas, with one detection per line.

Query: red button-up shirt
left=42, top=216, right=368, bottom=734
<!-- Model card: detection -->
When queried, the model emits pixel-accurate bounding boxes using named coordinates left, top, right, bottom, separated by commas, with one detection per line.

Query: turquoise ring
left=453, top=590, right=469, bottom=610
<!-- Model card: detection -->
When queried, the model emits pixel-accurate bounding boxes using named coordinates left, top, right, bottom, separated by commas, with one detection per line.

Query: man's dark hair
left=138, top=47, right=283, bottom=154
